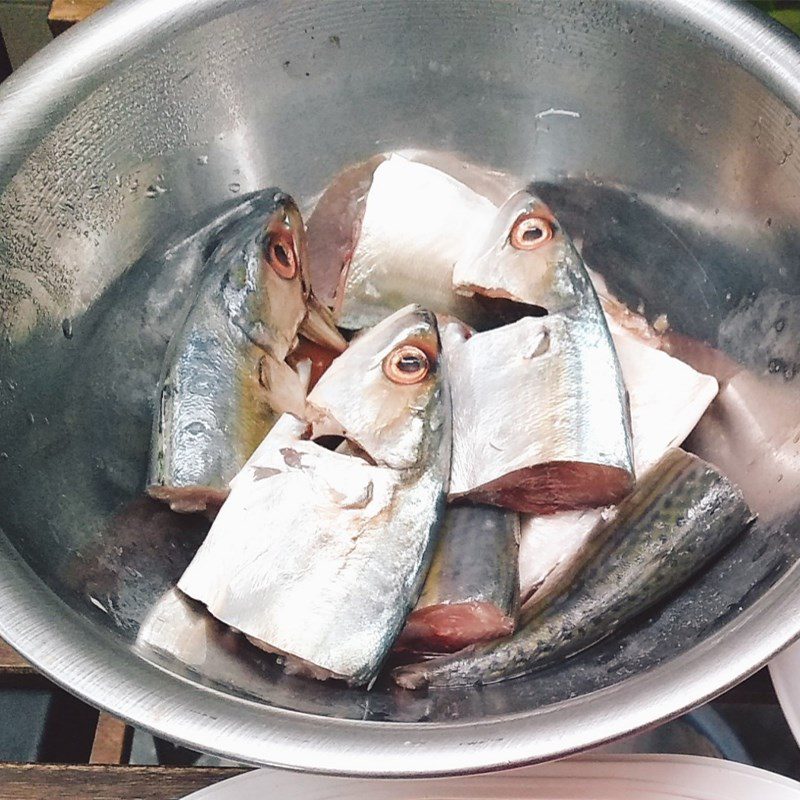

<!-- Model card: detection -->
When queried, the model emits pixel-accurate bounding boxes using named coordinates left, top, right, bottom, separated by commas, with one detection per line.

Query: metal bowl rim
left=1, top=0, right=800, bottom=776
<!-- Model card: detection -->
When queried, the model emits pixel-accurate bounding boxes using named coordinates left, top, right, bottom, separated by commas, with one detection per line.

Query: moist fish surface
left=306, top=150, right=518, bottom=311
left=331, top=155, right=502, bottom=330
left=395, top=504, right=520, bottom=654
left=147, top=191, right=345, bottom=513
left=177, top=305, right=450, bottom=686
left=610, top=319, right=718, bottom=473
left=518, top=508, right=606, bottom=607
left=446, top=188, right=633, bottom=511
left=448, top=310, right=633, bottom=512
left=394, top=448, right=752, bottom=688
left=453, top=189, right=589, bottom=312
left=518, top=320, right=719, bottom=606
left=393, top=319, right=519, bottom=655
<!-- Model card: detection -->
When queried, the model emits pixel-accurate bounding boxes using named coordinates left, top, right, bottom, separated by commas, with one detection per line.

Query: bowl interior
left=1, top=0, right=800, bottom=769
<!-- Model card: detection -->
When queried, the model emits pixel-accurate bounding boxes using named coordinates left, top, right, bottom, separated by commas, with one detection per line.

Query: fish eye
left=262, top=233, right=298, bottom=280
left=510, top=213, right=554, bottom=251
left=383, top=345, right=430, bottom=385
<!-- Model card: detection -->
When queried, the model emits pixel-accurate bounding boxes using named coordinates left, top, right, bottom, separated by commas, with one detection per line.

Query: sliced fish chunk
left=333, top=155, right=500, bottom=330
left=519, top=322, right=719, bottom=606
left=448, top=312, right=633, bottom=512
left=611, top=320, right=719, bottom=473
left=396, top=504, right=520, bottom=654
left=178, top=305, right=450, bottom=686
left=394, top=448, right=753, bottom=688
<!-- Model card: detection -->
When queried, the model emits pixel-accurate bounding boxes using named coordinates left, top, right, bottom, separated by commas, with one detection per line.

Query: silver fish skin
left=448, top=309, right=633, bottom=513
left=178, top=305, right=451, bottom=686
left=395, top=317, right=520, bottom=654
left=517, top=314, right=718, bottom=608
left=446, top=190, right=633, bottom=511
left=394, top=448, right=753, bottom=688
left=453, top=189, right=587, bottom=313
left=147, top=191, right=345, bottom=513
left=396, top=504, right=520, bottom=654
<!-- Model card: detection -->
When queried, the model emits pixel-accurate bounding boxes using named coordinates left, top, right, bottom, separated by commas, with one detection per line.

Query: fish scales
left=148, top=190, right=344, bottom=513
left=448, top=306, right=633, bottom=512
left=394, top=448, right=753, bottom=688
left=178, top=305, right=450, bottom=685
left=396, top=504, right=520, bottom=654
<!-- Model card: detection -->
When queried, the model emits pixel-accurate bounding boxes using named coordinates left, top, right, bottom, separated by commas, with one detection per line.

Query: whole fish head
left=218, top=191, right=345, bottom=360
left=453, top=190, right=585, bottom=312
left=307, top=304, right=448, bottom=471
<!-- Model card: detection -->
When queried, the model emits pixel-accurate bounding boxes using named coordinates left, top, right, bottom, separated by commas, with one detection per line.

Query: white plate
left=184, top=754, right=800, bottom=800
left=770, top=639, right=800, bottom=747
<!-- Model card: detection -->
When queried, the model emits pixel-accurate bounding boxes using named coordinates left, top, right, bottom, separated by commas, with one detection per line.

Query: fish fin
left=300, top=295, right=348, bottom=352
left=258, top=355, right=308, bottom=417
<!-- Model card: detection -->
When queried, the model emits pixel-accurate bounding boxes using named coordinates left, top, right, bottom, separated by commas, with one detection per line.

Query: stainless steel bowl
left=2, top=0, right=800, bottom=777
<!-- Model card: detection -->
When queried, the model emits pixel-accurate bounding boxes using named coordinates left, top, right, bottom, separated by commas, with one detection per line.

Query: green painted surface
left=753, top=1, right=800, bottom=37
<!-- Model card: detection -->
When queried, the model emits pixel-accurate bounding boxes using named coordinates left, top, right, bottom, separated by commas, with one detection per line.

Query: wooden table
left=0, top=639, right=246, bottom=798
left=0, top=764, right=246, bottom=800
left=47, top=0, right=110, bottom=36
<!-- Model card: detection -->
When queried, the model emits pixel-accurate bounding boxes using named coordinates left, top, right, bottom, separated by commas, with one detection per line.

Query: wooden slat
left=0, top=639, right=50, bottom=688
left=48, top=0, right=109, bottom=35
left=0, top=764, right=247, bottom=800
left=0, top=640, right=33, bottom=675
left=90, top=714, right=133, bottom=765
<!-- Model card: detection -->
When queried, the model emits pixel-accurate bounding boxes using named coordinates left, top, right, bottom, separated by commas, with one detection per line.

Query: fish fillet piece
left=518, top=509, right=605, bottom=607
left=136, top=588, right=218, bottom=669
left=147, top=191, right=345, bottom=514
left=396, top=504, right=520, bottom=654
left=178, top=305, right=450, bottom=686
left=611, top=321, right=719, bottom=473
left=306, top=154, right=387, bottom=306
left=591, top=266, right=741, bottom=383
left=394, top=448, right=753, bottom=688
left=518, top=324, right=718, bottom=605
left=334, top=155, right=500, bottom=330
left=306, top=150, right=519, bottom=314
left=448, top=311, right=633, bottom=512
left=688, top=369, right=800, bottom=520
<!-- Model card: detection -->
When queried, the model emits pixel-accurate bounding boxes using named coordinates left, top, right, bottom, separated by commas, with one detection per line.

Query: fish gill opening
left=310, top=433, right=377, bottom=466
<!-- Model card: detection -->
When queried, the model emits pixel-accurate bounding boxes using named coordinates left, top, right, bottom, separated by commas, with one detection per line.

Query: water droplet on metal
left=775, top=318, right=786, bottom=333
left=228, top=182, right=241, bottom=194
left=769, top=358, right=785, bottom=374
left=62, top=318, right=73, bottom=339
left=0, top=452, right=8, bottom=460
left=27, top=412, right=35, bottom=425
left=197, top=155, right=209, bottom=165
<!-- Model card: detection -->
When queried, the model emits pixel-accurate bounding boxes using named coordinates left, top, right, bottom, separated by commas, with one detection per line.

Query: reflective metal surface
left=1, top=0, right=800, bottom=777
